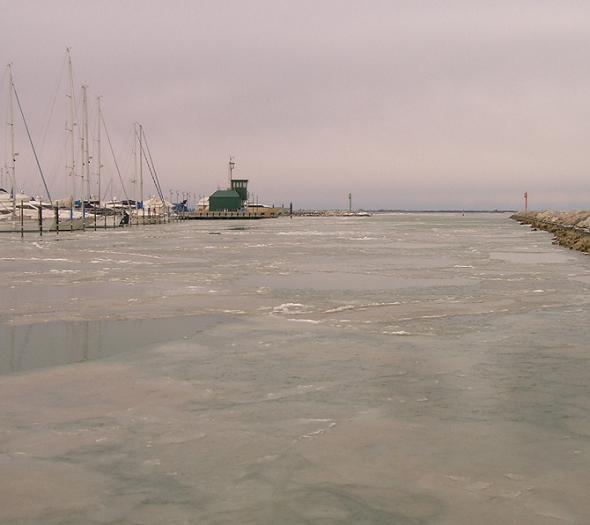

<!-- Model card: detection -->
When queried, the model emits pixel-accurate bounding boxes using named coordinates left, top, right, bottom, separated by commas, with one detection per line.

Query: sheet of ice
left=1, top=213, right=589, bottom=524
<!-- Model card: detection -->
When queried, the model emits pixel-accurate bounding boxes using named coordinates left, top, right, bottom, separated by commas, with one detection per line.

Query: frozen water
left=1, top=213, right=589, bottom=524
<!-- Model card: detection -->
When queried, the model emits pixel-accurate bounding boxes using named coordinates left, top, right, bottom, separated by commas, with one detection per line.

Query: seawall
left=511, top=211, right=590, bottom=253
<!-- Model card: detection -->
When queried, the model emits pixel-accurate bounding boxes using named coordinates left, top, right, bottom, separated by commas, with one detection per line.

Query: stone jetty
left=512, top=211, right=590, bottom=253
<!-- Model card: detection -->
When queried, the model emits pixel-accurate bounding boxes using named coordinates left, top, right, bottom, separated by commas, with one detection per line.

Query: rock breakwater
left=511, top=211, right=590, bottom=253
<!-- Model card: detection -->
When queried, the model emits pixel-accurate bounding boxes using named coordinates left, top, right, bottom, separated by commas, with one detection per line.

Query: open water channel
left=0, top=213, right=589, bottom=524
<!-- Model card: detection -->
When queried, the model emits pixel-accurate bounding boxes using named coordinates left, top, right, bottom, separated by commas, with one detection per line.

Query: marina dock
left=178, top=209, right=283, bottom=220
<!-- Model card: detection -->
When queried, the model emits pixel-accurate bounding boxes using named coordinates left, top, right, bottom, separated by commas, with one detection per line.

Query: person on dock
left=119, top=210, right=130, bottom=226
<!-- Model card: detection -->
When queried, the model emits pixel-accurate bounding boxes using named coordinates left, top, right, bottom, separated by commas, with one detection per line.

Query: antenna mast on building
left=228, top=156, right=235, bottom=188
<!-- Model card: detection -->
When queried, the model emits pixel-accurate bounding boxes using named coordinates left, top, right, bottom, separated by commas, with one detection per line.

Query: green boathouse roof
left=209, top=189, right=242, bottom=212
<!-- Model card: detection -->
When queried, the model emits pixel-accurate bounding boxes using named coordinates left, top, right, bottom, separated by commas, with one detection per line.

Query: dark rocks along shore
left=512, top=211, right=590, bottom=253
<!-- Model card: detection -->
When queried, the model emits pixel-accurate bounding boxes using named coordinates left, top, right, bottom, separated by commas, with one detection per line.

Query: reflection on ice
left=0, top=315, right=224, bottom=374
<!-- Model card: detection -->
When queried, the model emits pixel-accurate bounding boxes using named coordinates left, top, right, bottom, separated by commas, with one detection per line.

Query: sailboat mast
left=9, top=69, right=52, bottom=204
left=7, top=64, right=16, bottom=218
left=66, top=48, right=76, bottom=202
left=82, top=85, right=90, bottom=200
left=132, top=122, right=137, bottom=201
left=96, top=96, right=102, bottom=202
left=139, top=123, right=143, bottom=207
left=79, top=87, right=85, bottom=204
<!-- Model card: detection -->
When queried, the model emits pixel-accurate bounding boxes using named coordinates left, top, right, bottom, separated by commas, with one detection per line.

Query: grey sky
left=1, top=0, right=589, bottom=209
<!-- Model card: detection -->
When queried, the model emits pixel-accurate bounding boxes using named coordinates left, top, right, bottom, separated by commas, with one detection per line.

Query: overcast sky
left=1, top=0, right=589, bottom=209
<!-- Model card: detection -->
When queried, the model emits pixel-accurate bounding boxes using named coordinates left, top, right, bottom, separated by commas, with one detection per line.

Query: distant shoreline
left=293, top=209, right=516, bottom=216
left=368, top=209, right=516, bottom=213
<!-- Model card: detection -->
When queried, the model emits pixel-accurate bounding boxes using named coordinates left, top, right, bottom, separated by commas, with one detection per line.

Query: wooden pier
left=178, top=210, right=280, bottom=220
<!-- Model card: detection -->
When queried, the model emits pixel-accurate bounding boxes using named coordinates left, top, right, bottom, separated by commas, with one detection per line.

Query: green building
left=208, top=179, right=249, bottom=212
left=231, top=179, right=248, bottom=202
left=208, top=189, right=242, bottom=212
